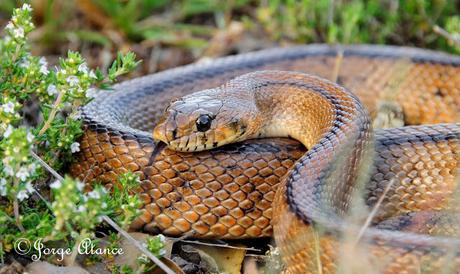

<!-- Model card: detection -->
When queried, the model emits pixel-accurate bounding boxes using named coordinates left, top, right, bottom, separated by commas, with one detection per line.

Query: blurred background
left=1, top=0, right=459, bottom=77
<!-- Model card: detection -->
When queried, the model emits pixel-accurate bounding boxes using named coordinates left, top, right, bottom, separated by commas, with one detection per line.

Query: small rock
left=0, top=260, right=24, bottom=274
left=171, top=256, right=200, bottom=274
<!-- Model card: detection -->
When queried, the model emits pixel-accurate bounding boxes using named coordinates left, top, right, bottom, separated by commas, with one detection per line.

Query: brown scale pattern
left=71, top=129, right=305, bottom=238
left=274, top=124, right=460, bottom=273
left=69, top=45, right=460, bottom=273
left=369, top=125, right=460, bottom=220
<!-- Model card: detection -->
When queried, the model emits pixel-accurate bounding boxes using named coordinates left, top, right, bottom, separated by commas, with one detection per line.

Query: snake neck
left=244, top=71, right=373, bottom=221
left=252, top=76, right=336, bottom=149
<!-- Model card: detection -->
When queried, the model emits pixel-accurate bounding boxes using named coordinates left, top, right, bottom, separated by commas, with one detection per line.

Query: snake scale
left=70, top=45, right=460, bottom=273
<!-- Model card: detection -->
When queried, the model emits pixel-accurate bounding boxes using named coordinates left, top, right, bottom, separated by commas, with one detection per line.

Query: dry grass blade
left=102, top=216, right=176, bottom=274
left=31, top=150, right=64, bottom=181
left=178, top=239, right=260, bottom=252
left=30, top=151, right=177, bottom=274
left=353, top=178, right=395, bottom=246
left=313, top=229, right=323, bottom=274
left=331, top=49, right=344, bottom=83
left=434, top=25, right=460, bottom=48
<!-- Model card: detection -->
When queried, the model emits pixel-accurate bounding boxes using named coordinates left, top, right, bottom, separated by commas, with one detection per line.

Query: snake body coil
left=70, top=45, right=460, bottom=273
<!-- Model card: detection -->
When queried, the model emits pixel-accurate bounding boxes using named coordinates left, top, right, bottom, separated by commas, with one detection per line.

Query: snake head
left=153, top=87, right=257, bottom=152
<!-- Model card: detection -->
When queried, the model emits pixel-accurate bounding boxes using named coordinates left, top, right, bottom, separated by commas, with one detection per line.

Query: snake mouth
left=167, top=132, right=243, bottom=152
left=168, top=137, right=216, bottom=152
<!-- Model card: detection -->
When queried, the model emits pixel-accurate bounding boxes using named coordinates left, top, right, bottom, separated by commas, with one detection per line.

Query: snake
left=70, top=44, right=460, bottom=273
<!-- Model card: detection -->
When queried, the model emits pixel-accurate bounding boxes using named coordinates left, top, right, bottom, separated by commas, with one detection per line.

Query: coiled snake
left=70, top=45, right=460, bottom=273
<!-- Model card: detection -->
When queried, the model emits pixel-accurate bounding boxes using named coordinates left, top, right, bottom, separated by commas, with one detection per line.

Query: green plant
left=255, top=0, right=458, bottom=49
left=0, top=3, right=140, bottom=263
left=443, top=16, right=460, bottom=52
left=137, top=234, right=166, bottom=272
left=108, top=172, right=143, bottom=230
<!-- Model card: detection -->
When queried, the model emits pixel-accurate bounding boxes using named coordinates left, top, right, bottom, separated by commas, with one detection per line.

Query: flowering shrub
left=0, top=4, right=141, bottom=263
left=137, top=235, right=167, bottom=272
left=50, top=177, right=109, bottom=234
left=109, top=172, right=144, bottom=230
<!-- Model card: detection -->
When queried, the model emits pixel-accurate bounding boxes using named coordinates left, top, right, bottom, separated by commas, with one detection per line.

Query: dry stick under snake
left=71, top=45, right=460, bottom=273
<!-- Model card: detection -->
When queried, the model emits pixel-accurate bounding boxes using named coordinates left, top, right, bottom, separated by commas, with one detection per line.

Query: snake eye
left=196, top=114, right=213, bottom=132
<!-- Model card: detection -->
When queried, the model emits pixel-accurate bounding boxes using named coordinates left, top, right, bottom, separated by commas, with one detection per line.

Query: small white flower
left=5, top=22, right=14, bottom=31
left=3, top=164, right=14, bottom=177
left=76, top=205, right=86, bottom=212
left=39, top=57, right=49, bottom=75
left=2, top=156, right=11, bottom=165
left=157, top=234, right=166, bottom=243
left=0, top=178, right=7, bottom=196
left=101, top=202, right=107, bottom=209
left=16, top=167, right=30, bottom=181
left=70, top=231, right=80, bottom=239
left=87, top=190, right=101, bottom=199
left=17, top=190, right=29, bottom=201
left=18, top=57, right=30, bottom=68
left=39, top=57, right=47, bottom=66
left=50, top=180, right=62, bottom=189
left=2, top=102, right=15, bottom=114
left=66, top=76, right=79, bottom=87
left=89, top=70, right=97, bottom=79
left=85, top=88, right=98, bottom=98
left=46, top=84, right=58, bottom=96
left=24, top=182, right=34, bottom=193
left=28, top=163, right=37, bottom=174
left=4, top=125, right=14, bottom=138
left=26, top=132, right=34, bottom=142
left=78, top=63, right=88, bottom=74
left=40, top=66, right=49, bottom=75
left=70, top=142, right=80, bottom=153
left=76, top=181, right=85, bottom=191
left=22, top=3, right=32, bottom=11
left=13, top=27, right=24, bottom=39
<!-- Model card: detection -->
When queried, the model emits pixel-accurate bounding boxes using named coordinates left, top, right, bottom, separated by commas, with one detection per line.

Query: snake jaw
left=152, top=121, right=169, bottom=145
left=153, top=109, right=180, bottom=145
